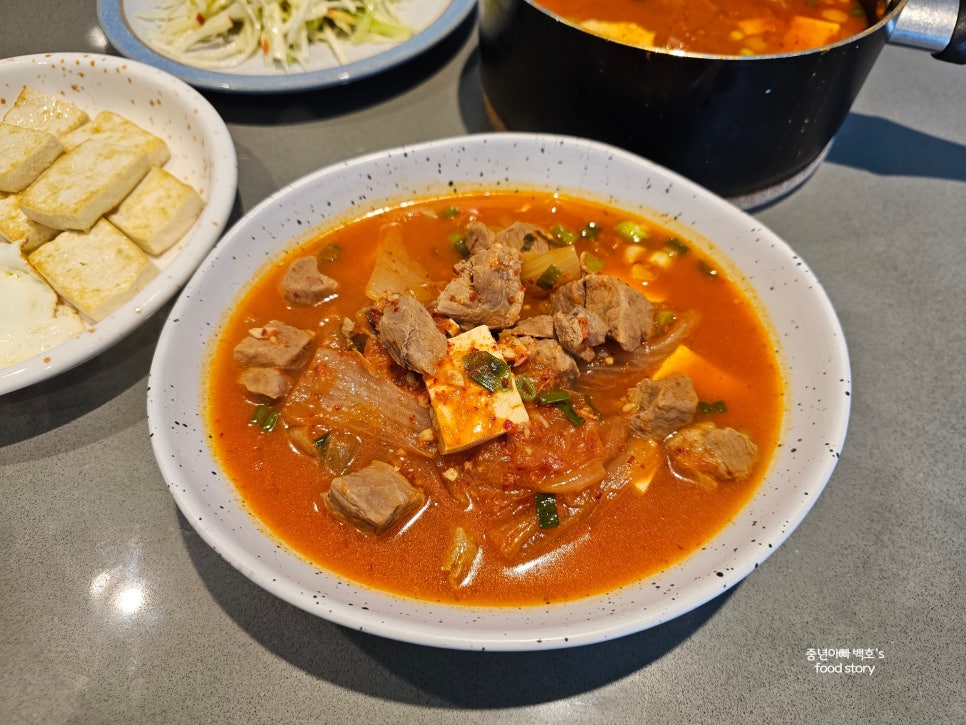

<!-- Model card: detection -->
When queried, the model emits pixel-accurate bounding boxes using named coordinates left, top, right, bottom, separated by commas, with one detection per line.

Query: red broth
left=205, top=192, right=784, bottom=606
left=535, top=0, right=882, bottom=55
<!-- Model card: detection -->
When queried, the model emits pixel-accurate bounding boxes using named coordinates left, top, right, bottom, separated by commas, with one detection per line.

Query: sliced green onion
left=581, top=221, right=601, bottom=239
left=318, top=243, right=341, bottom=262
left=699, top=400, right=728, bottom=414
left=655, top=310, right=676, bottom=333
left=515, top=375, right=537, bottom=402
left=584, top=395, right=604, bottom=420
left=536, top=389, right=571, bottom=405
left=521, top=233, right=536, bottom=252
left=551, top=224, right=578, bottom=246
left=464, top=350, right=511, bottom=392
left=698, top=260, right=719, bottom=278
left=581, top=252, right=604, bottom=272
left=665, top=237, right=690, bottom=255
left=556, top=401, right=586, bottom=427
left=615, top=220, right=649, bottom=243
left=449, top=232, right=470, bottom=259
left=250, top=404, right=279, bottom=431
left=534, top=492, right=560, bottom=529
left=441, top=206, right=459, bottom=218
left=313, top=432, right=331, bottom=452
left=535, top=264, right=563, bottom=290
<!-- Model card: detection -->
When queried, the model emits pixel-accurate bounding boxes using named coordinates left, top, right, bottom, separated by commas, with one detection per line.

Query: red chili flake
left=196, top=12, right=205, bottom=24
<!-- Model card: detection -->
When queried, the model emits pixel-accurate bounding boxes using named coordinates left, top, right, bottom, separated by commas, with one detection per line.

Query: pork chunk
left=551, top=274, right=654, bottom=351
left=496, top=222, right=551, bottom=254
left=503, top=314, right=555, bottom=339
left=625, top=375, right=698, bottom=439
left=280, top=256, right=339, bottom=305
left=666, top=422, right=758, bottom=484
left=436, top=244, right=524, bottom=329
left=511, top=335, right=579, bottom=389
left=323, top=461, right=423, bottom=534
left=463, top=220, right=497, bottom=254
left=372, top=293, right=447, bottom=375
left=553, top=306, right=607, bottom=362
left=238, top=367, right=291, bottom=400
left=233, top=320, right=314, bottom=370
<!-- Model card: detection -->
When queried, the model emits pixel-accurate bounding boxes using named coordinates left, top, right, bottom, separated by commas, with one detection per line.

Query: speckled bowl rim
left=148, top=133, right=851, bottom=651
left=0, top=52, right=237, bottom=396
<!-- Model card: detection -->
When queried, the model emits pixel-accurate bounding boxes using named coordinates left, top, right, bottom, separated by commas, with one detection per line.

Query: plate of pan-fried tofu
left=0, top=53, right=237, bottom=395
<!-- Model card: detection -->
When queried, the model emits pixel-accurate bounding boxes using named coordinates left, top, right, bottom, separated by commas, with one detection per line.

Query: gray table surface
left=2, top=2, right=964, bottom=723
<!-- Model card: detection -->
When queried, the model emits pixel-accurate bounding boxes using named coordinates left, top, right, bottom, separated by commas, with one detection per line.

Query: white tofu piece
left=108, top=167, right=204, bottom=255
left=424, top=324, right=529, bottom=454
left=28, top=219, right=157, bottom=322
left=0, top=193, right=57, bottom=251
left=0, top=241, right=84, bottom=367
left=0, top=123, right=64, bottom=192
left=19, top=138, right=150, bottom=231
left=2, top=86, right=89, bottom=138
left=63, top=111, right=170, bottom=167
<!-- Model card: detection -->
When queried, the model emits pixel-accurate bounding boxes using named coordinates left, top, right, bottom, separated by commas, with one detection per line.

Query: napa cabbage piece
left=283, top=347, right=433, bottom=456
left=364, top=223, right=438, bottom=302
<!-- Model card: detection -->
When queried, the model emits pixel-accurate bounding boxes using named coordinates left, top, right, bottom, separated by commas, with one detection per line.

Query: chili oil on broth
left=205, top=191, right=784, bottom=607
left=535, top=0, right=878, bottom=56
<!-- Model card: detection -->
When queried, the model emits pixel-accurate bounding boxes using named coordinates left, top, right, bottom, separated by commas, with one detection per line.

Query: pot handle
left=890, top=0, right=966, bottom=63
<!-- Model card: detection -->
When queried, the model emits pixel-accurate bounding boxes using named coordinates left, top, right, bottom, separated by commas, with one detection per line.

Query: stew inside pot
left=536, top=0, right=887, bottom=55
left=205, top=192, right=784, bottom=606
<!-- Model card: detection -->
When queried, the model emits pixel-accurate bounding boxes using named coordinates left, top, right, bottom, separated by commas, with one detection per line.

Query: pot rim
left=520, top=0, right=909, bottom=60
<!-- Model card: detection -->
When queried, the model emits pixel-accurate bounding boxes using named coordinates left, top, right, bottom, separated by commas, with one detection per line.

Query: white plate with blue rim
left=0, top=53, right=236, bottom=396
left=98, top=0, right=476, bottom=93
left=148, top=132, right=851, bottom=650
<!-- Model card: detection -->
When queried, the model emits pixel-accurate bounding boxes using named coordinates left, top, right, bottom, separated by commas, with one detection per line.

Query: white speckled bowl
left=148, top=134, right=850, bottom=651
left=0, top=53, right=237, bottom=395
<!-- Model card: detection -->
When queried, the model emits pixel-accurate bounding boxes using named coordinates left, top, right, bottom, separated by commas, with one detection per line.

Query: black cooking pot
left=479, top=0, right=965, bottom=204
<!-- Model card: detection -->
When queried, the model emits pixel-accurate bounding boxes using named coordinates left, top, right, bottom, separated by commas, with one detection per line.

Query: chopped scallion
left=582, top=252, right=604, bottom=272
left=317, top=243, right=341, bottom=262
left=449, top=232, right=470, bottom=259
left=698, top=261, right=719, bottom=278
left=515, top=375, right=537, bottom=402
left=441, top=206, right=459, bottom=218
left=313, top=432, right=331, bottom=452
left=556, top=401, right=586, bottom=427
left=655, top=310, right=676, bottom=333
left=534, top=492, right=560, bottom=529
left=250, top=404, right=279, bottom=431
left=665, top=237, right=690, bottom=255
left=615, top=220, right=649, bottom=243
left=581, top=221, right=601, bottom=239
left=521, top=233, right=536, bottom=252
left=699, top=400, right=728, bottom=414
left=535, top=264, right=563, bottom=290
left=464, top=350, right=511, bottom=392
left=551, top=224, right=578, bottom=246
left=536, top=389, right=571, bottom=405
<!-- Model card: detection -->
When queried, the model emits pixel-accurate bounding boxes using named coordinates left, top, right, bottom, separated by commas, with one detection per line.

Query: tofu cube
left=63, top=111, right=170, bottom=167
left=0, top=123, right=64, bottom=192
left=19, top=138, right=150, bottom=231
left=424, top=325, right=529, bottom=454
left=108, top=167, right=204, bottom=255
left=29, top=218, right=157, bottom=322
left=3, top=86, right=89, bottom=138
left=652, top=344, right=745, bottom=402
left=0, top=193, right=57, bottom=251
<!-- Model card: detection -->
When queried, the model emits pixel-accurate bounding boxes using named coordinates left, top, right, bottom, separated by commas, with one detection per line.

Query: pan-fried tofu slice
left=19, top=138, right=150, bottom=231
left=29, top=219, right=157, bottom=322
left=0, top=193, right=57, bottom=251
left=108, top=167, right=204, bottom=255
left=2, top=86, right=89, bottom=138
left=63, top=111, right=170, bottom=167
left=0, top=123, right=63, bottom=193
left=424, top=324, right=529, bottom=454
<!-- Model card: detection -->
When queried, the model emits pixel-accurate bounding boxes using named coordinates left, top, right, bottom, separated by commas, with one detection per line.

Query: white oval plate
left=0, top=53, right=237, bottom=397
left=148, top=133, right=850, bottom=651
left=99, top=0, right=475, bottom=93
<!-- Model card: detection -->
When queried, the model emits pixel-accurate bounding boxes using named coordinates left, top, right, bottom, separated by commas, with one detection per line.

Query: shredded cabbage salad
left=141, top=0, right=413, bottom=70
